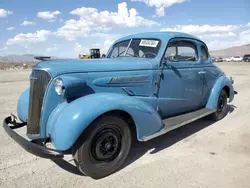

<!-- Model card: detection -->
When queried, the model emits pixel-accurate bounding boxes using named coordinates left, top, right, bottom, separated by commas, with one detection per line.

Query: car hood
left=35, top=57, right=155, bottom=77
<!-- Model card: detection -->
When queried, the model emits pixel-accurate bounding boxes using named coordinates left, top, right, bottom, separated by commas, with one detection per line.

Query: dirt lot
left=0, top=62, right=250, bottom=188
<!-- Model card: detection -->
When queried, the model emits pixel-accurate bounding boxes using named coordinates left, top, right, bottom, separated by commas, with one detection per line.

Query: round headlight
left=55, top=78, right=64, bottom=95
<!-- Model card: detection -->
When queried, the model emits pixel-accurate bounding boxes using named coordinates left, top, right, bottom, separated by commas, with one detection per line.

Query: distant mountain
left=0, top=54, right=43, bottom=63
left=0, top=54, right=61, bottom=63
left=0, top=56, right=8, bottom=62
left=210, top=44, right=250, bottom=58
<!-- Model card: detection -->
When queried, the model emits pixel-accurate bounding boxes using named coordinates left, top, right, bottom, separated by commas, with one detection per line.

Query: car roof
left=114, top=31, right=203, bottom=44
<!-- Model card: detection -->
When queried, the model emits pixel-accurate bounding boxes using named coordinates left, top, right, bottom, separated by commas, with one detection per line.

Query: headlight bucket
left=54, top=76, right=87, bottom=100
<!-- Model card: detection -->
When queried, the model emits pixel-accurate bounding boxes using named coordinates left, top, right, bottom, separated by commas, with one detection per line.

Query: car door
left=157, top=38, right=205, bottom=118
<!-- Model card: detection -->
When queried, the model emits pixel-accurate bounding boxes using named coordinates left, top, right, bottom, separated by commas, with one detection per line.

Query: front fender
left=206, top=75, right=235, bottom=109
left=46, top=93, right=163, bottom=151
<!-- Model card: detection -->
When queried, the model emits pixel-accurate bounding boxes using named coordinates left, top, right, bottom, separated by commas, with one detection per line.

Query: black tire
left=209, top=89, right=228, bottom=121
left=72, top=115, right=131, bottom=179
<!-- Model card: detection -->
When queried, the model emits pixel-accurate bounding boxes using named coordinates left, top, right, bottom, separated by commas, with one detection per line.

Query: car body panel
left=17, top=88, right=29, bottom=122
left=11, top=31, right=236, bottom=151
left=230, top=56, right=243, bottom=62
left=202, top=63, right=224, bottom=103
left=157, top=37, right=207, bottom=118
left=243, top=54, right=250, bottom=62
left=35, top=57, right=156, bottom=77
left=206, top=75, right=234, bottom=109
left=25, top=69, right=156, bottom=139
left=46, top=93, right=162, bottom=150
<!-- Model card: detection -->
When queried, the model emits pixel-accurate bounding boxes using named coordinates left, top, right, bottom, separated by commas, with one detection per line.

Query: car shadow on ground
left=122, top=104, right=236, bottom=168
left=51, top=105, right=236, bottom=177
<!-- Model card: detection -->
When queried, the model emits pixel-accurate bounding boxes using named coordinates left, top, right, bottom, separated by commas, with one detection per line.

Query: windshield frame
left=106, top=38, right=162, bottom=59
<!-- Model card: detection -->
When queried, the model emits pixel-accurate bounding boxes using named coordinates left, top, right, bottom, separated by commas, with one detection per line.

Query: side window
left=109, top=40, right=130, bottom=57
left=177, top=41, right=197, bottom=61
left=126, top=47, right=134, bottom=56
left=165, top=42, right=177, bottom=61
left=201, top=45, right=208, bottom=61
left=165, top=40, right=197, bottom=62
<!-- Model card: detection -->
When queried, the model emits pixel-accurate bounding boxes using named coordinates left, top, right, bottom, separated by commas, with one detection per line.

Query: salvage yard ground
left=0, top=62, right=250, bottom=188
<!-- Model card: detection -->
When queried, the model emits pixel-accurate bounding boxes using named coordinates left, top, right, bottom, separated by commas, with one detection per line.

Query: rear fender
left=46, top=93, right=163, bottom=151
left=206, top=75, right=235, bottom=109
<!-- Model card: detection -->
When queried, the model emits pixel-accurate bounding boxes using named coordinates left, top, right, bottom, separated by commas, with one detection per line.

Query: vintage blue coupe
left=3, top=32, right=237, bottom=179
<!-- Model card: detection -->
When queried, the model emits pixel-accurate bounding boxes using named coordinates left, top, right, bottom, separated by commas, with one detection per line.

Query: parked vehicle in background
left=3, top=31, right=237, bottom=179
left=243, top=54, right=250, bottom=62
left=211, top=56, right=215, bottom=62
left=230, top=56, right=243, bottom=62
left=215, top=57, right=223, bottom=62
left=225, top=57, right=231, bottom=62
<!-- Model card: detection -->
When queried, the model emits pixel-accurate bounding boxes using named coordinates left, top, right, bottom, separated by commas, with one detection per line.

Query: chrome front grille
left=27, top=69, right=51, bottom=135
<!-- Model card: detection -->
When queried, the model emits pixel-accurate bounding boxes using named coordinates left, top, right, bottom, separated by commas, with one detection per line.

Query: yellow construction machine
left=79, top=48, right=101, bottom=59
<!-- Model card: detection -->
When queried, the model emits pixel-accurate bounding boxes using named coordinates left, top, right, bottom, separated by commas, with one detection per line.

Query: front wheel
left=209, top=89, right=228, bottom=121
left=72, top=115, right=131, bottom=179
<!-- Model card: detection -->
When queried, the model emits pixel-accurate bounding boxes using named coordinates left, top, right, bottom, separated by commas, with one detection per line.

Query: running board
left=142, top=108, right=216, bottom=141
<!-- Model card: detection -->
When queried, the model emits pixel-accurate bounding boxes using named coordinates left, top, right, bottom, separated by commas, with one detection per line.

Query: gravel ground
left=0, top=62, right=249, bottom=188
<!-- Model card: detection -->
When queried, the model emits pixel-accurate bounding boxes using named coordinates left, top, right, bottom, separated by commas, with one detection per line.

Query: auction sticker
left=139, top=39, right=159, bottom=47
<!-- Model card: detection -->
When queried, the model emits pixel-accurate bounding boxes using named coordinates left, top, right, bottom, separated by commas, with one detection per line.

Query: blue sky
left=0, top=0, right=249, bottom=58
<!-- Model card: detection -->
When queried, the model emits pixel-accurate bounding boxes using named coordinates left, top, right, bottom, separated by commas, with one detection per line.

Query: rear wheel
left=72, top=115, right=131, bottom=179
left=209, top=89, right=228, bottom=121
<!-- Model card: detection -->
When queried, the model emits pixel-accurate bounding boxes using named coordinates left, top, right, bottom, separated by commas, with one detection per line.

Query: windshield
left=106, top=38, right=161, bottom=59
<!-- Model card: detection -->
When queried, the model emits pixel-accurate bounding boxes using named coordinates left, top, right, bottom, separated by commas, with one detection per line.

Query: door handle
left=198, top=71, right=206, bottom=74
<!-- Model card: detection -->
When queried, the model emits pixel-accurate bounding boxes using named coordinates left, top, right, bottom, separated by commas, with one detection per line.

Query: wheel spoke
left=91, top=127, right=121, bottom=162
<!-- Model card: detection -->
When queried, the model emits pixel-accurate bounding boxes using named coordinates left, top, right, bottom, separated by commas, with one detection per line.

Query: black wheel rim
left=91, top=126, right=122, bottom=162
left=217, top=94, right=226, bottom=112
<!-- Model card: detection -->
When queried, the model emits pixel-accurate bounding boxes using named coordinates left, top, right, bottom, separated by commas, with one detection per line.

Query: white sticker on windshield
left=139, top=39, right=159, bottom=47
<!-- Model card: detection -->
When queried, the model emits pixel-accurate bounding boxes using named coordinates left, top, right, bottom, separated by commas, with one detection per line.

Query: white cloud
left=74, top=39, right=115, bottom=56
left=46, top=44, right=58, bottom=52
left=6, top=27, right=15, bottom=30
left=0, top=46, right=8, bottom=51
left=246, top=22, right=250, bottom=27
left=37, top=11, right=60, bottom=22
left=156, top=6, right=165, bottom=17
left=0, top=9, right=13, bottom=18
left=199, top=32, right=236, bottom=39
left=131, top=0, right=186, bottom=17
left=74, top=42, right=87, bottom=54
left=161, top=24, right=238, bottom=34
left=21, top=21, right=36, bottom=26
left=159, top=23, right=250, bottom=51
left=90, top=32, right=121, bottom=41
left=6, top=30, right=52, bottom=45
left=198, top=30, right=250, bottom=51
left=239, top=29, right=250, bottom=44
left=55, top=2, right=159, bottom=40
